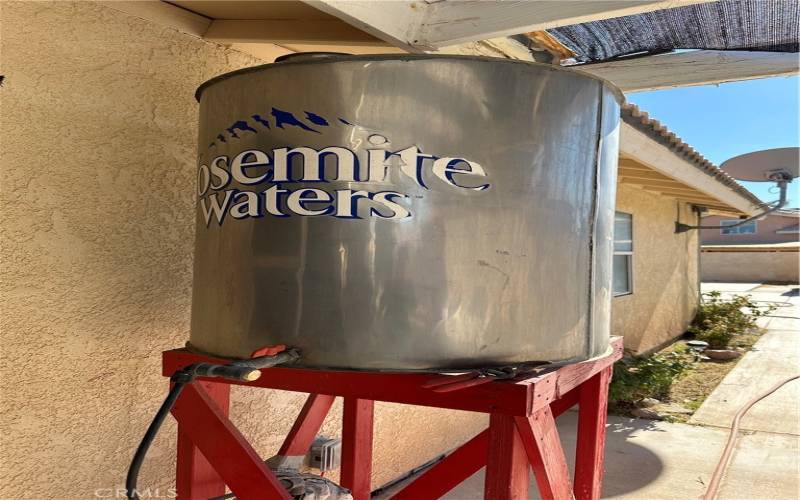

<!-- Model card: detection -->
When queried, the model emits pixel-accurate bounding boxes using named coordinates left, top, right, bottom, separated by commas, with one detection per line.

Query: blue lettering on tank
left=304, top=112, right=329, bottom=126
left=226, top=120, right=258, bottom=139
left=251, top=114, right=271, bottom=128
left=272, top=108, right=320, bottom=133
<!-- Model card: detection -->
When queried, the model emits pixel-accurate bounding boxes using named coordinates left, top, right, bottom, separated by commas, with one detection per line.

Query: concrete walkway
left=439, top=412, right=798, bottom=500
left=691, top=283, right=800, bottom=500
left=381, top=283, right=800, bottom=499
left=692, top=283, right=799, bottom=435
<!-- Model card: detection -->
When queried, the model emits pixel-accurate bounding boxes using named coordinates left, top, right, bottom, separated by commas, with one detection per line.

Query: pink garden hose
left=703, top=374, right=800, bottom=500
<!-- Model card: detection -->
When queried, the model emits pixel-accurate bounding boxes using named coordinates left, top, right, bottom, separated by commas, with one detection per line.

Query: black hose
left=126, top=371, right=192, bottom=500
left=231, top=349, right=300, bottom=370
left=124, top=349, right=300, bottom=500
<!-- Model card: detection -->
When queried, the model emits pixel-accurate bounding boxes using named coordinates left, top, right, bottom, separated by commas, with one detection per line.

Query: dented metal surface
left=189, top=55, right=621, bottom=370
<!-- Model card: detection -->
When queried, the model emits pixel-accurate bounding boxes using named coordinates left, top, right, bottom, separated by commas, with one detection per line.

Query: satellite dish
left=720, top=147, right=799, bottom=182
left=677, top=148, right=795, bottom=233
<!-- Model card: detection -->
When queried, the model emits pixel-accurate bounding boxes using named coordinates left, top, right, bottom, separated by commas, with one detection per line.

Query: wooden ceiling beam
left=203, top=19, right=385, bottom=46
left=655, top=191, right=726, bottom=202
left=642, top=185, right=716, bottom=196
left=304, top=0, right=714, bottom=51
left=577, top=50, right=800, bottom=93
left=300, top=0, right=422, bottom=51
left=618, top=167, right=671, bottom=177
left=619, top=158, right=652, bottom=169
left=105, top=1, right=797, bottom=94
left=619, top=164, right=657, bottom=173
left=618, top=169, right=675, bottom=182
left=619, top=169, right=680, bottom=179
left=650, top=193, right=730, bottom=208
left=619, top=177, right=687, bottom=189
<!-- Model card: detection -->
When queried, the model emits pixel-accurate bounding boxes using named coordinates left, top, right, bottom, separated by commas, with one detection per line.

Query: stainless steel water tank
left=189, top=54, right=622, bottom=371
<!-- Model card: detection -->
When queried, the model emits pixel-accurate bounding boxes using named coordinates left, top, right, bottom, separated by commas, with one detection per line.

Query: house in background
left=700, top=209, right=799, bottom=283
left=610, top=104, right=762, bottom=353
left=701, top=209, right=799, bottom=245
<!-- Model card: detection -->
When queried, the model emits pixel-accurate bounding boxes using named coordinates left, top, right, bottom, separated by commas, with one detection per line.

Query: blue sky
left=627, top=75, right=800, bottom=208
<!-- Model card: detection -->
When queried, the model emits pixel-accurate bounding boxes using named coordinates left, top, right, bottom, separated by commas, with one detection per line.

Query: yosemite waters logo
left=198, top=108, right=490, bottom=226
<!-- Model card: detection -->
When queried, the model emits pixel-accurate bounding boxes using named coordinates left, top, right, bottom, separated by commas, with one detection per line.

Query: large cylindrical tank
left=189, top=54, right=622, bottom=371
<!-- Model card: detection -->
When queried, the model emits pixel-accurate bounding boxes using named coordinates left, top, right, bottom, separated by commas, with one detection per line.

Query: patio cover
left=548, top=0, right=799, bottom=62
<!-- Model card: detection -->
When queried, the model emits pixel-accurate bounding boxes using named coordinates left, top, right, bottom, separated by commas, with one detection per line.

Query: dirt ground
left=662, top=331, right=761, bottom=422
left=609, top=326, right=765, bottom=423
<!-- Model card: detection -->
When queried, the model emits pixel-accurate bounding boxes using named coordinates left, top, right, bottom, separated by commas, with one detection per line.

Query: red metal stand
left=163, top=337, right=622, bottom=500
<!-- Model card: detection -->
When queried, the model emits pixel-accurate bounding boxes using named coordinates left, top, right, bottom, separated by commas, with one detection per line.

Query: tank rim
left=195, top=53, right=625, bottom=104
left=183, top=341, right=613, bottom=373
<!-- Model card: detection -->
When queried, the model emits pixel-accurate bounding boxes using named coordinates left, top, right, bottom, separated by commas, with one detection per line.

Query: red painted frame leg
left=172, top=383, right=290, bottom=500
left=485, top=414, right=530, bottom=500
left=515, top=407, right=573, bottom=500
left=392, top=429, right=490, bottom=499
left=573, top=366, right=612, bottom=500
left=278, top=393, right=336, bottom=457
left=341, top=398, right=374, bottom=500
left=176, top=381, right=230, bottom=500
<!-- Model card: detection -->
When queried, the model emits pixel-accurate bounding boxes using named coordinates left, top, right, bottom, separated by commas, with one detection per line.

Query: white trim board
left=303, top=0, right=715, bottom=51
left=619, top=122, right=760, bottom=216
left=575, top=50, right=800, bottom=93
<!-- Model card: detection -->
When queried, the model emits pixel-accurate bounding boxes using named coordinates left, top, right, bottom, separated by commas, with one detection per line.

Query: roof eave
left=618, top=104, right=762, bottom=216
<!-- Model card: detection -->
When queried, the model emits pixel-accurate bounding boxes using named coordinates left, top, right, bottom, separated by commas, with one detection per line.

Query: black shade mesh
left=547, top=0, right=799, bottom=63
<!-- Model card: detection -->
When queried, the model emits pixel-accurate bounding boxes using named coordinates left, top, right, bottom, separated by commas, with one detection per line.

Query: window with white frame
left=720, top=220, right=757, bottom=235
left=613, top=212, right=633, bottom=296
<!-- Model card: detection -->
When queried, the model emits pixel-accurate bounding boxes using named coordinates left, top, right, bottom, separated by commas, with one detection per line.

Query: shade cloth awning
left=548, top=0, right=799, bottom=63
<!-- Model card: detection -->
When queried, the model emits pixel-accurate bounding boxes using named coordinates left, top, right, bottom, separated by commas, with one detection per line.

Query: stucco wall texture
left=611, top=184, right=700, bottom=354
left=701, top=250, right=799, bottom=283
left=0, top=3, right=487, bottom=498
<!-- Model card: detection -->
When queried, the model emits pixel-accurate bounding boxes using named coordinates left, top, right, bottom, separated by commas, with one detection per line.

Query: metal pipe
left=675, top=178, right=790, bottom=233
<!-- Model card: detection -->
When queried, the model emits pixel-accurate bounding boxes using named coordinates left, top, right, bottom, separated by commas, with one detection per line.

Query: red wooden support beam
left=485, top=414, right=530, bottom=499
left=176, top=381, right=230, bottom=500
left=162, top=337, right=621, bottom=500
left=392, top=429, right=490, bottom=499
left=550, top=386, right=579, bottom=418
left=573, top=366, right=613, bottom=500
left=172, top=383, right=290, bottom=500
left=278, top=393, right=336, bottom=456
left=553, top=338, right=623, bottom=398
left=341, top=398, right=374, bottom=500
left=515, top=407, right=573, bottom=500
left=163, top=350, right=531, bottom=415
left=521, top=337, right=623, bottom=414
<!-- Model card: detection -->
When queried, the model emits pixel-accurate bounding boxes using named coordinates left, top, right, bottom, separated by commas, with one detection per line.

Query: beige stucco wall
left=701, top=250, right=799, bottom=283
left=0, top=3, right=486, bottom=498
left=611, top=184, right=700, bottom=353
